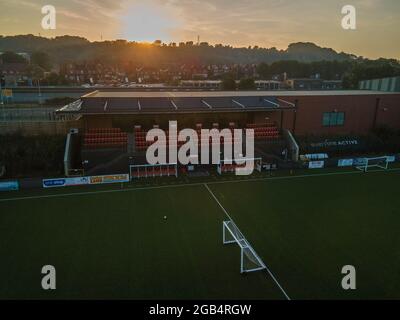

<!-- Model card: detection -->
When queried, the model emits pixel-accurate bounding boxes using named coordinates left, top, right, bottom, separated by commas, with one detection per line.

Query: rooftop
left=56, top=90, right=400, bottom=115
left=83, top=90, right=398, bottom=99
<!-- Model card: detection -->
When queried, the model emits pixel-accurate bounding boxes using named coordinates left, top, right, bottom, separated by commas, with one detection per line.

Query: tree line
left=1, top=35, right=400, bottom=89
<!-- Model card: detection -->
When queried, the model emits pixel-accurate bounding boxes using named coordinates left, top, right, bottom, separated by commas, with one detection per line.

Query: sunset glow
left=0, top=0, right=399, bottom=58
left=119, top=3, right=181, bottom=42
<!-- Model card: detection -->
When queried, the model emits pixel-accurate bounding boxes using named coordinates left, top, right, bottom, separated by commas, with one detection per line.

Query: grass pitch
left=0, top=169, right=399, bottom=299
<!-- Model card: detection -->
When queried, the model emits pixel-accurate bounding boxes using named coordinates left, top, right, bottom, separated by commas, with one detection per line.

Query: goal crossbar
left=217, top=157, right=262, bottom=175
left=355, top=156, right=390, bottom=172
left=129, top=163, right=178, bottom=180
left=223, top=220, right=266, bottom=273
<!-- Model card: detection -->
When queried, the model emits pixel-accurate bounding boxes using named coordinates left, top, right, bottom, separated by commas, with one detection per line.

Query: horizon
left=0, top=33, right=362, bottom=56
left=0, top=0, right=399, bottom=60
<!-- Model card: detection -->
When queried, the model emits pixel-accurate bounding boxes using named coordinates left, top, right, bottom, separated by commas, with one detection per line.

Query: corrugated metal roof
left=85, top=90, right=399, bottom=98
left=57, top=89, right=400, bottom=115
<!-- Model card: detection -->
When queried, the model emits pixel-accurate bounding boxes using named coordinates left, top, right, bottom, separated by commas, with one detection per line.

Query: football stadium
left=3, top=0, right=400, bottom=316
left=1, top=89, right=400, bottom=300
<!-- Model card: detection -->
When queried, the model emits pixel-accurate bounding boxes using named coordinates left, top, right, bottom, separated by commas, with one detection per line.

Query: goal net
left=222, top=220, right=266, bottom=273
left=217, top=157, right=262, bottom=175
left=130, top=163, right=178, bottom=180
left=355, top=156, right=390, bottom=172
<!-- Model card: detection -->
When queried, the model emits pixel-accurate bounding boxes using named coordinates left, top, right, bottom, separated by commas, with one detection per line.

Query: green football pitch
left=0, top=169, right=399, bottom=299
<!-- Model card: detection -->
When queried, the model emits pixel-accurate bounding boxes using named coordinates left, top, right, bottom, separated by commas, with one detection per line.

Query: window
left=336, top=112, right=345, bottom=125
left=322, top=112, right=345, bottom=127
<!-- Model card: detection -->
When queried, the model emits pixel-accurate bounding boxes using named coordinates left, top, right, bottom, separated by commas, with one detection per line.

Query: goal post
left=222, top=220, right=266, bottom=273
left=217, top=157, right=262, bottom=175
left=355, top=156, right=390, bottom=172
left=129, top=163, right=178, bottom=180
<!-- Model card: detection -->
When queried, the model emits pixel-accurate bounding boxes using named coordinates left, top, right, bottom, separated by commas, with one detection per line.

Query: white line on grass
left=0, top=167, right=399, bottom=203
left=203, top=183, right=291, bottom=301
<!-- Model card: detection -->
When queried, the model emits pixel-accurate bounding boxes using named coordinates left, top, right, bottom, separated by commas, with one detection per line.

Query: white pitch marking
left=204, top=183, right=291, bottom=300
left=0, top=168, right=399, bottom=203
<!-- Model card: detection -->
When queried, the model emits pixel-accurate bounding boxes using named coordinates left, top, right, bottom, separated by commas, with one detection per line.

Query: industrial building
left=359, top=76, right=400, bottom=92
left=285, top=78, right=342, bottom=90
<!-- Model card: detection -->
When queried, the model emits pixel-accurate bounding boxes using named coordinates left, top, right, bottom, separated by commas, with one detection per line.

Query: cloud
left=57, top=9, right=91, bottom=21
left=0, top=0, right=399, bottom=58
left=118, top=1, right=183, bottom=42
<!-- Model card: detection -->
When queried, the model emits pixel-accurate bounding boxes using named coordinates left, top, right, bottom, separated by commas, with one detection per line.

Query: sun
left=119, top=3, right=181, bottom=43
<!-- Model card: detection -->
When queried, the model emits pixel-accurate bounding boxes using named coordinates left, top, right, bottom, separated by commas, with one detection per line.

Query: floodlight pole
left=38, top=79, right=42, bottom=105
left=0, top=80, right=3, bottom=105
left=0, top=80, right=4, bottom=122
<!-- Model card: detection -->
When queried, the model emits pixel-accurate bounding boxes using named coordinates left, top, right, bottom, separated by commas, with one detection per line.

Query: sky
left=0, top=0, right=399, bottom=59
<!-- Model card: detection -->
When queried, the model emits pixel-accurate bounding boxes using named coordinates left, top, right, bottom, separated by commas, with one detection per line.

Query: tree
left=43, top=72, right=71, bottom=86
left=27, top=64, right=45, bottom=81
left=31, top=51, right=52, bottom=71
left=257, top=63, right=270, bottom=78
left=0, top=51, right=28, bottom=64
left=238, top=78, right=256, bottom=90
left=221, top=77, right=236, bottom=90
left=342, top=59, right=400, bottom=89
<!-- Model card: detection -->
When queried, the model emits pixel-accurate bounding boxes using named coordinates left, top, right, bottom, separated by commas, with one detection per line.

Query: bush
left=0, top=134, right=65, bottom=178
left=238, top=78, right=256, bottom=90
left=221, top=77, right=236, bottom=91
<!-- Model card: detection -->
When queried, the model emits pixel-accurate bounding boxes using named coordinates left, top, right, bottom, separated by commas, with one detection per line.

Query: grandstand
left=77, top=121, right=285, bottom=177
left=83, top=128, right=128, bottom=149
left=57, top=90, right=400, bottom=177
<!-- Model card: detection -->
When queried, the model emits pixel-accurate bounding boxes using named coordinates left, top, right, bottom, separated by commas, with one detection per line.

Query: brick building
left=58, top=90, right=400, bottom=137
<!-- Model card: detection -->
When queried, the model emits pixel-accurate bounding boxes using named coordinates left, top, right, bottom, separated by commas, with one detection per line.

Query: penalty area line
left=203, top=183, right=291, bottom=301
left=0, top=167, right=399, bottom=203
